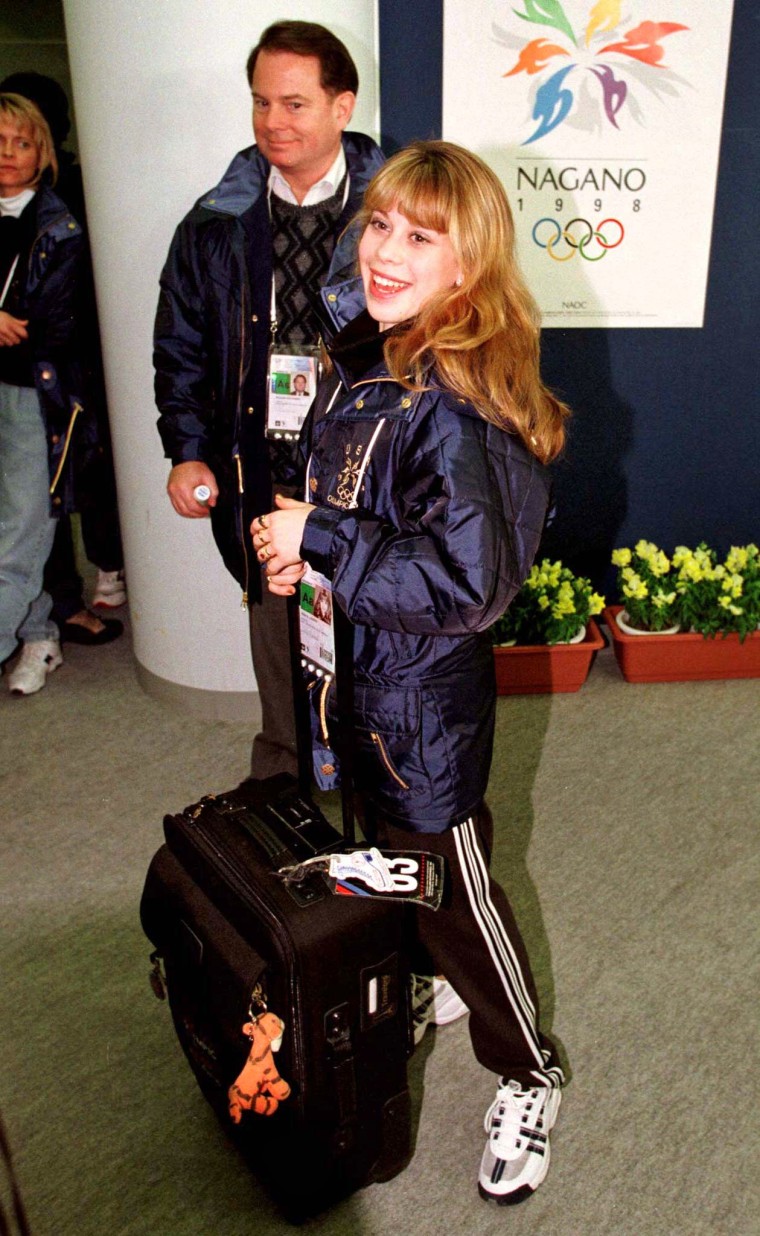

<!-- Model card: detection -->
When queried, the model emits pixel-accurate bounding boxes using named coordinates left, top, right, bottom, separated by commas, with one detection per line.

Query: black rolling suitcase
left=139, top=605, right=414, bottom=1220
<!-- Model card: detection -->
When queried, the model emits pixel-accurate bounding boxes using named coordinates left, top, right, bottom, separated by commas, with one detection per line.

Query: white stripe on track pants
left=365, top=801, right=565, bottom=1088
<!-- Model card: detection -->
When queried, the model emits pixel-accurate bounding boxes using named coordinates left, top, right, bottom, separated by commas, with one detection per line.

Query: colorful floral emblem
left=497, top=1, right=689, bottom=144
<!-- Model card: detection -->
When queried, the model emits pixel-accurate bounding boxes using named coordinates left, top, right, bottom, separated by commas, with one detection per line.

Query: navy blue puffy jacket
left=300, top=279, right=553, bottom=832
left=153, top=133, right=385, bottom=602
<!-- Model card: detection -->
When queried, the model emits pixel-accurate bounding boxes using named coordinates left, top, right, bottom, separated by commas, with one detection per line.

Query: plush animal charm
left=228, top=1011, right=291, bottom=1122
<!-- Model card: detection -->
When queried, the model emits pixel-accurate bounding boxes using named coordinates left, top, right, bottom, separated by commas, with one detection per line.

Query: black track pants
left=365, top=802, right=564, bottom=1089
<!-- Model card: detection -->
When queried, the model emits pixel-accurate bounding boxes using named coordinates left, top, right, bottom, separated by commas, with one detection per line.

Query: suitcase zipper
left=181, top=815, right=306, bottom=1094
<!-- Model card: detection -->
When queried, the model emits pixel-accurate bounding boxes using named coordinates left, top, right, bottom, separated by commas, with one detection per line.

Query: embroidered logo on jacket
left=333, top=443, right=364, bottom=507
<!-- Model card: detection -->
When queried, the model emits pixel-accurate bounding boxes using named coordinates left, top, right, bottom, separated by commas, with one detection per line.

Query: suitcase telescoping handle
left=287, top=593, right=356, bottom=845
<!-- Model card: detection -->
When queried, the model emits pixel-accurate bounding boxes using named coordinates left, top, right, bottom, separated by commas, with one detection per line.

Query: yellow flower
left=650, top=550, right=671, bottom=576
left=726, top=546, right=748, bottom=571
left=538, top=595, right=550, bottom=610
left=719, top=597, right=743, bottom=615
left=622, top=574, right=648, bottom=600
left=652, top=590, right=676, bottom=608
left=678, top=560, right=704, bottom=583
left=589, top=593, right=605, bottom=615
left=552, top=592, right=576, bottom=617
left=634, top=539, right=657, bottom=560
left=612, top=547, right=632, bottom=567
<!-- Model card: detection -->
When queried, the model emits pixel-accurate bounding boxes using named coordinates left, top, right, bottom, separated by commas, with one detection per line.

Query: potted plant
left=674, top=542, right=760, bottom=641
left=491, top=559, right=606, bottom=694
left=604, top=541, right=760, bottom=683
left=610, top=541, right=680, bottom=634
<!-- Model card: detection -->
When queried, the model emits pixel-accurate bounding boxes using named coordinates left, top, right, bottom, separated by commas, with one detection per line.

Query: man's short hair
left=246, top=21, right=359, bottom=96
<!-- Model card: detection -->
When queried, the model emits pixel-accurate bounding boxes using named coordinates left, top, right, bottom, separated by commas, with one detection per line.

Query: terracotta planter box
left=493, top=619, right=605, bottom=695
left=603, top=606, right=760, bottom=684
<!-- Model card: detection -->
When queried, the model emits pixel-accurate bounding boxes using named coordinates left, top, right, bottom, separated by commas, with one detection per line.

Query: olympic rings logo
left=532, top=217, right=625, bottom=262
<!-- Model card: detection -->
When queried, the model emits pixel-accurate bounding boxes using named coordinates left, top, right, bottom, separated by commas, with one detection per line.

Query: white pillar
left=61, top=0, right=379, bottom=719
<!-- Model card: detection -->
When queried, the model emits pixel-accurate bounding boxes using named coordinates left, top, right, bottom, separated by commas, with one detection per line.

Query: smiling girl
left=251, top=141, right=570, bottom=1205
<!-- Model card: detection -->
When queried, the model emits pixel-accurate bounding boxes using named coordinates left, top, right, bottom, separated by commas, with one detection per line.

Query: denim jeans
left=0, top=382, right=58, bottom=663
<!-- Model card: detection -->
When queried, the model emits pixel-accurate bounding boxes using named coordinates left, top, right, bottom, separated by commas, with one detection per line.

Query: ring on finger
left=260, top=515, right=269, bottom=530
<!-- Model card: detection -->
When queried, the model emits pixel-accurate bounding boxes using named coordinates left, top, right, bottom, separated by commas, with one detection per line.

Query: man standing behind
left=154, top=22, right=383, bottom=781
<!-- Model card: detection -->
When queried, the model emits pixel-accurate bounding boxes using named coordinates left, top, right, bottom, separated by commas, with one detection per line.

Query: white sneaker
left=92, top=568, right=126, bottom=609
left=432, top=976, right=468, bottom=1025
left=8, top=640, right=63, bottom=696
left=478, top=1079, right=561, bottom=1205
left=410, top=975, right=468, bottom=1045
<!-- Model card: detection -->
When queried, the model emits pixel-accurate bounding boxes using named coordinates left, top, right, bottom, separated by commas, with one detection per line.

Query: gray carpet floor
left=1, top=609, right=757, bottom=1236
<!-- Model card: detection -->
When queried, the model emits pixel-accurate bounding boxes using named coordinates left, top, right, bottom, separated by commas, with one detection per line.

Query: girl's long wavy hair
left=355, top=141, right=569, bottom=464
left=0, top=93, right=58, bottom=188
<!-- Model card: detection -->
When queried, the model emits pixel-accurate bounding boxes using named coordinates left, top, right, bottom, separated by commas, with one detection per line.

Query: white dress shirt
left=267, top=147, right=347, bottom=207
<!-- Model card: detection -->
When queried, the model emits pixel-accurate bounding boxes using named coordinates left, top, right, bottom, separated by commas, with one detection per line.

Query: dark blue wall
left=379, top=2, right=758, bottom=591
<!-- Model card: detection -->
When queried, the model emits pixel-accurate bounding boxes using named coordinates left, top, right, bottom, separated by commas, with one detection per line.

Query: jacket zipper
left=370, top=732, right=410, bottom=790
left=235, top=287, right=251, bottom=608
left=48, top=402, right=82, bottom=496
left=234, top=452, right=249, bottom=608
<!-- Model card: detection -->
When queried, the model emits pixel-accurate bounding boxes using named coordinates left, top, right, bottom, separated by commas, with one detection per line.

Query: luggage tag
left=300, top=564, right=336, bottom=679
left=277, top=847, right=447, bottom=911
left=266, top=344, right=320, bottom=441
left=299, top=565, right=339, bottom=787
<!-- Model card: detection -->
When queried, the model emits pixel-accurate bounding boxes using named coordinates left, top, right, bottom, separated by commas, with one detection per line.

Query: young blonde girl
left=253, top=141, right=569, bottom=1205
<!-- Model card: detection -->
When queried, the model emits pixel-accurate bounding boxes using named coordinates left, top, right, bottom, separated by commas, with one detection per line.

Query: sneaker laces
left=484, top=1081, right=551, bottom=1162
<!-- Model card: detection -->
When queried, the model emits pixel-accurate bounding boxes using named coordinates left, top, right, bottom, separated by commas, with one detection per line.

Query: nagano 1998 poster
left=443, top=1, right=735, bottom=327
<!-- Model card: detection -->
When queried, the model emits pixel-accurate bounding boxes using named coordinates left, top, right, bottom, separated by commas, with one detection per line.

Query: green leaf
left=513, top=0, right=577, bottom=46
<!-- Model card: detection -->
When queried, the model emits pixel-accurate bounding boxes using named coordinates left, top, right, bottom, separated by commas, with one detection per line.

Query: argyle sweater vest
left=269, top=176, right=346, bottom=347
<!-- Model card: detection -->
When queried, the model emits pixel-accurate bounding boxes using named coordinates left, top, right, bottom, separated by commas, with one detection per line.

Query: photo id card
left=266, top=346, right=319, bottom=440
left=299, top=564, right=335, bottom=678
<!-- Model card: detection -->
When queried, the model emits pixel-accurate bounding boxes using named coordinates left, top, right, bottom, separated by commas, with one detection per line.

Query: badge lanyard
left=265, top=175, right=350, bottom=442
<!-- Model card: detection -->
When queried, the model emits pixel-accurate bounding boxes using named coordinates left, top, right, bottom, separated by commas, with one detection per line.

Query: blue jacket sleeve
left=153, top=213, right=216, bottom=465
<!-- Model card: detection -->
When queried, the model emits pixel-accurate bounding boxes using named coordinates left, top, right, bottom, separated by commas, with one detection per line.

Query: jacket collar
left=30, top=183, right=81, bottom=240
left=318, top=281, right=428, bottom=416
left=199, top=131, right=384, bottom=220
left=320, top=274, right=368, bottom=335
left=326, top=308, right=397, bottom=386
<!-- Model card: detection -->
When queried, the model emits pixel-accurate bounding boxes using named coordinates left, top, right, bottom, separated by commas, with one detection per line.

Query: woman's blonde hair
left=356, top=141, right=569, bottom=463
left=0, top=93, right=58, bottom=188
